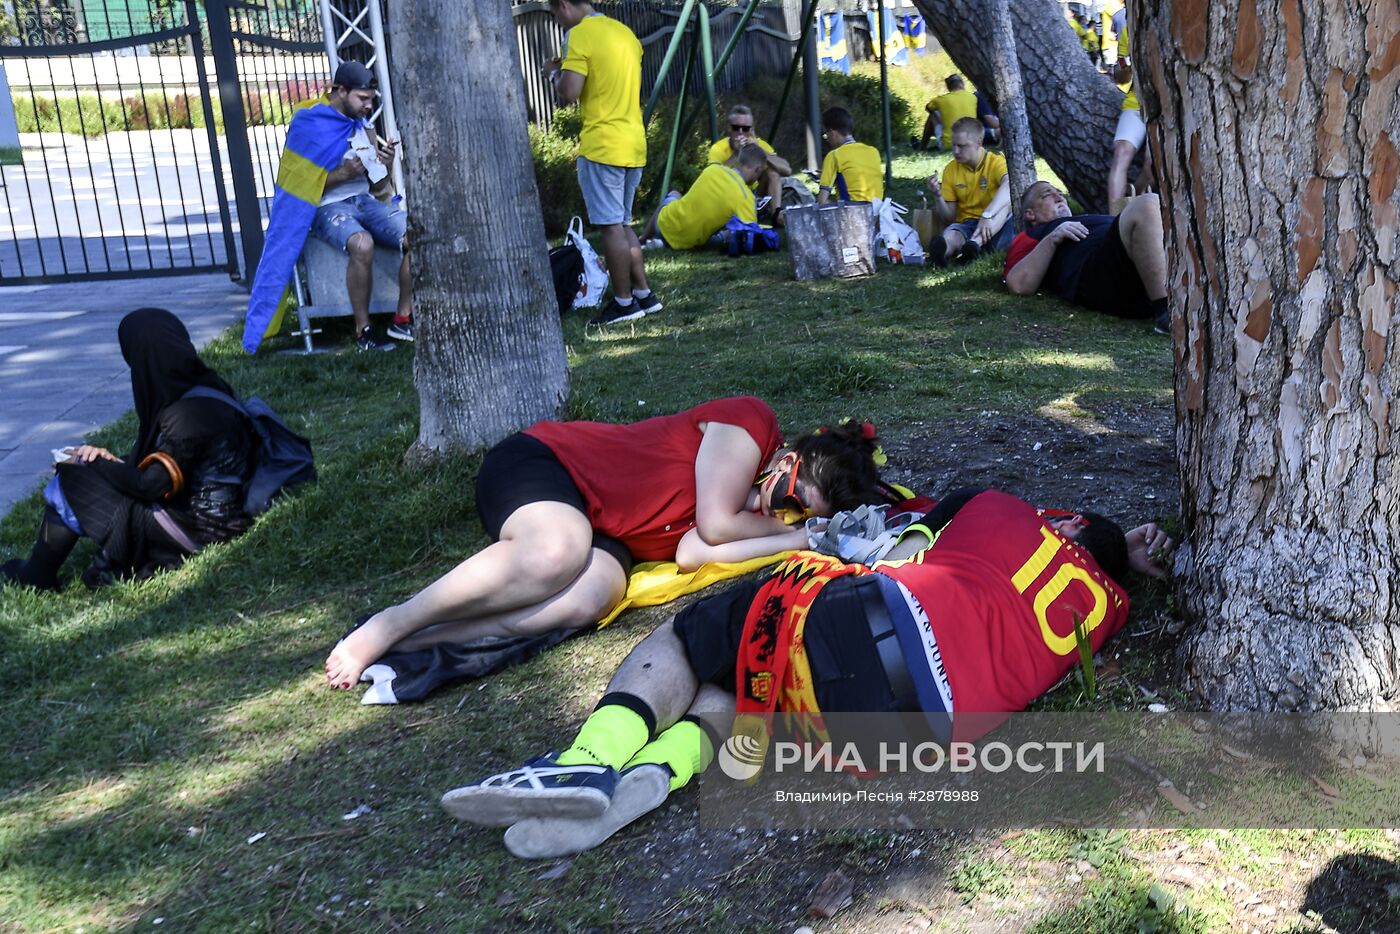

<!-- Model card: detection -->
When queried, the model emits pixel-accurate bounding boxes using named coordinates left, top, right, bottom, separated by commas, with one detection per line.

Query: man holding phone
left=310, top=61, right=414, bottom=350
left=706, top=105, right=793, bottom=226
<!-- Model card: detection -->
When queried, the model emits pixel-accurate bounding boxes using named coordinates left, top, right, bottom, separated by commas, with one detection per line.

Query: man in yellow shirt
left=1107, top=21, right=1151, bottom=211
left=919, top=74, right=978, bottom=151
left=546, top=0, right=660, bottom=326
left=641, top=144, right=766, bottom=250
left=705, top=105, right=793, bottom=225
left=817, top=107, right=884, bottom=203
left=923, top=117, right=1013, bottom=266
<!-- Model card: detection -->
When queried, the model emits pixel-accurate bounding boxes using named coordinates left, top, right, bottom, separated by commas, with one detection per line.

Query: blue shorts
left=311, top=193, right=407, bottom=253
left=577, top=157, right=641, bottom=226
left=947, top=216, right=1015, bottom=252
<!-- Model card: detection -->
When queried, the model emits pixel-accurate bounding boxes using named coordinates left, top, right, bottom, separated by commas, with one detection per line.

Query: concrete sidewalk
left=0, top=273, right=247, bottom=519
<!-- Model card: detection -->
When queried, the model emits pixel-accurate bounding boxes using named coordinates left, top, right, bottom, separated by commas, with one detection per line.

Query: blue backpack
left=182, top=386, right=317, bottom=515
left=722, top=217, right=781, bottom=256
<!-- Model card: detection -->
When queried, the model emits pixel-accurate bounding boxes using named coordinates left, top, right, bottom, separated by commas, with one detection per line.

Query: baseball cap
left=332, top=60, right=377, bottom=91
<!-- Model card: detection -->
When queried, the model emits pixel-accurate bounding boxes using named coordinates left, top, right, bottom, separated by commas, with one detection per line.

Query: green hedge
left=10, top=86, right=320, bottom=137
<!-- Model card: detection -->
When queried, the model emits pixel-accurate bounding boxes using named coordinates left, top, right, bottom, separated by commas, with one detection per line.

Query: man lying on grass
left=440, top=488, right=1173, bottom=858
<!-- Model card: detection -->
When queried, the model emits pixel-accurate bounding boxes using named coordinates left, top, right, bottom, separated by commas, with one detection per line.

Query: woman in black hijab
left=2, top=308, right=255, bottom=591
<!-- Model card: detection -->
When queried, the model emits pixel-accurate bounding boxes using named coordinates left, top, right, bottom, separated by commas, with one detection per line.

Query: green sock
left=555, top=703, right=651, bottom=770
left=623, top=719, right=715, bottom=792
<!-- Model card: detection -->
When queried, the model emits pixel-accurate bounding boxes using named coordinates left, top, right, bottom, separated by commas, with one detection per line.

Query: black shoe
left=953, top=240, right=981, bottom=266
left=928, top=235, right=948, bottom=267
left=1, top=558, right=58, bottom=593
left=588, top=298, right=646, bottom=326
left=386, top=319, right=414, bottom=342
left=356, top=326, right=397, bottom=352
left=1153, top=310, right=1171, bottom=335
left=634, top=291, right=664, bottom=315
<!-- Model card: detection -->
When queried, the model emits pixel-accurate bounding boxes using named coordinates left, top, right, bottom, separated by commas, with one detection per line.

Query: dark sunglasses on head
left=768, top=459, right=811, bottom=518
left=729, top=123, right=754, bottom=132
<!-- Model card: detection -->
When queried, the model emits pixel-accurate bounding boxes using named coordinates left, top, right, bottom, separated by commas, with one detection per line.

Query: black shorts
left=474, top=433, right=634, bottom=575
left=672, top=574, right=900, bottom=713
left=1072, top=216, right=1154, bottom=318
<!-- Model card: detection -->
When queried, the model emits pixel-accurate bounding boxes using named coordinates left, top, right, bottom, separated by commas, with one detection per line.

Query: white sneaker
left=503, top=763, right=671, bottom=859
left=641, top=237, right=665, bottom=251
left=440, top=755, right=617, bottom=827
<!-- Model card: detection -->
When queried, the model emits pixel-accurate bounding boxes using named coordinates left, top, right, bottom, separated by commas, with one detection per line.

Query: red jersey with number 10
left=876, top=491, right=1130, bottom=717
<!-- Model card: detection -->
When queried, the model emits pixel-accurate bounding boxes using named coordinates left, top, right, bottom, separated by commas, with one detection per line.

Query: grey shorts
left=577, top=157, right=641, bottom=226
left=312, top=193, right=407, bottom=252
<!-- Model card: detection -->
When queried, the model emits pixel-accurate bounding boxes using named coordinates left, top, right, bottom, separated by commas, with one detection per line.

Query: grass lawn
left=2, top=148, right=1397, bottom=933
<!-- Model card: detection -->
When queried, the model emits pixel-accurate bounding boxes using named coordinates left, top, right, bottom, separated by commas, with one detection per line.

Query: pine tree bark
left=984, top=0, right=1036, bottom=227
left=913, top=0, right=1122, bottom=213
left=389, top=0, right=570, bottom=455
left=1135, top=0, right=1400, bottom=709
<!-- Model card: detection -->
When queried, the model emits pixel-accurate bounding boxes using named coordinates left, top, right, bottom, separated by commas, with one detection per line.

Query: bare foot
left=324, top=613, right=395, bottom=689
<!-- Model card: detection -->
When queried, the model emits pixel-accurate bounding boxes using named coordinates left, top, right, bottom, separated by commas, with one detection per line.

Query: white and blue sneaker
left=503, top=763, right=672, bottom=859
left=440, top=755, right=618, bottom=827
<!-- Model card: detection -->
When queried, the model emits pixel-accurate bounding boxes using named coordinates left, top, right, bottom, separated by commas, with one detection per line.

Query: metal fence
left=0, top=0, right=237, bottom=283
left=514, top=0, right=797, bottom=131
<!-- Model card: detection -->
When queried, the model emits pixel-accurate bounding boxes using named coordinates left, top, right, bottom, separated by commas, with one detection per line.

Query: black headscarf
left=118, top=308, right=236, bottom=460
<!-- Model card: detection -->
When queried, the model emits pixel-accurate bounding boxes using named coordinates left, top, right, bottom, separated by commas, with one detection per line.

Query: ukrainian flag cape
left=243, top=98, right=358, bottom=352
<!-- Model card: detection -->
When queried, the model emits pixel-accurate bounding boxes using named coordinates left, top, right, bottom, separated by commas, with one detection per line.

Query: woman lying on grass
left=325, top=396, right=889, bottom=689
left=1, top=308, right=254, bottom=591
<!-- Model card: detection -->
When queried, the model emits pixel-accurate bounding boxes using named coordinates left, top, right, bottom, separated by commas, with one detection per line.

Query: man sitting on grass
left=1004, top=180, right=1170, bottom=333
left=817, top=107, right=884, bottom=204
left=919, top=74, right=978, bottom=151
left=641, top=144, right=767, bottom=251
left=706, top=105, right=793, bottom=226
left=440, top=488, right=1172, bottom=859
left=924, top=117, right=1013, bottom=267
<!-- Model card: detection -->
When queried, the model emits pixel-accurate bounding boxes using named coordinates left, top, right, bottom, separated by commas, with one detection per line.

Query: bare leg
left=641, top=196, right=674, bottom=242
left=624, top=226, right=649, bottom=294
left=942, top=226, right=968, bottom=254
left=1107, top=139, right=1138, bottom=208
left=597, top=223, right=632, bottom=298
left=395, top=251, right=412, bottom=320
left=920, top=114, right=938, bottom=149
left=324, top=501, right=596, bottom=687
left=345, top=231, right=374, bottom=334
left=388, top=548, right=627, bottom=650
left=1117, top=193, right=1167, bottom=300
left=597, top=619, right=701, bottom=731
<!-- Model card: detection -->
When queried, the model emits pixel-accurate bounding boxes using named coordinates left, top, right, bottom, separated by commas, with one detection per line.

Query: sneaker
left=641, top=237, right=665, bottom=251
left=355, top=326, right=396, bottom=352
left=1153, top=310, right=1171, bottom=335
left=440, top=754, right=618, bottom=827
left=587, top=298, right=645, bottom=326
left=386, top=319, right=414, bottom=342
left=928, top=235, right=949, bottom=268
left=503, top=763, right=672, bottom=859
left=634, top=291, right=664, bottom=315
left=953, top=239, right=981, bottom=266
left=1, top=558, right=58, bottom=593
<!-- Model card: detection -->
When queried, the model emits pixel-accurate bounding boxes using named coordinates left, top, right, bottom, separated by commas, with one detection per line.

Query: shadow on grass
left=1299, top=853, right=1400, bottom=933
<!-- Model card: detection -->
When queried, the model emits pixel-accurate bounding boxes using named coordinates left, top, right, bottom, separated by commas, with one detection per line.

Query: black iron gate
left=0, top=0, right=239, bottom=284
left=0, top=0, right=334, bottom=286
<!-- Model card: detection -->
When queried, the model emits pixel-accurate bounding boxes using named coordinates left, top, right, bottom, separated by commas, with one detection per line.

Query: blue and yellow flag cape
left=243, top=97, right=358, bottom=353
left=818, top=12, right=850, bottom=73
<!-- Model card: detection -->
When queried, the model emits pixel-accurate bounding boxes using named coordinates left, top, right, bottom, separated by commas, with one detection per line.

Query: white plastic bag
left=871, top=198, right=926, bottom=265
left=566, top=216, right=608, bottom=309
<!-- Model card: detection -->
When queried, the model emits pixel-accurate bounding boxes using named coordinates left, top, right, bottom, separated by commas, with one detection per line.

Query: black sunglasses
left=729, top=123, right=754, bottom=132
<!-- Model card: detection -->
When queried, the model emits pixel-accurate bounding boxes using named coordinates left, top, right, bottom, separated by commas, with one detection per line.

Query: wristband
left=138, top=451, right=184, bottom=500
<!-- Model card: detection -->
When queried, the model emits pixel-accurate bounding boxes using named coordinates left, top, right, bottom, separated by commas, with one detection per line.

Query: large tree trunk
left=1135, top=0, right=1400, bottom=710
left=390, top=0, right=570, bottom=455
left=915, top=0, right=1124, bottom=213
left=985, top=0, right=1036, bottom=227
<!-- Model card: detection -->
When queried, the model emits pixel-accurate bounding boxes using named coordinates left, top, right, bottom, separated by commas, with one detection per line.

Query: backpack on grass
left=549, top=242, right=585, bottom=315
left=182, top=386, right=317, bottom=515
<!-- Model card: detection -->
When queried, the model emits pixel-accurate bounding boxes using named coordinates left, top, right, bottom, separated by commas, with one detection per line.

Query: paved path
left=0, top=273, right=246, bottom=518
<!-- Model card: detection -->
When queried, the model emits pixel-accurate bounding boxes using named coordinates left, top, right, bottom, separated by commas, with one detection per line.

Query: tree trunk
left=914, top=0, right=1122, bottom=213
left=389, top=0, right=570, bottom=455
left=984, top=0, right=1036, bottom=228
left=1135, top=0, right=1400, bottom=710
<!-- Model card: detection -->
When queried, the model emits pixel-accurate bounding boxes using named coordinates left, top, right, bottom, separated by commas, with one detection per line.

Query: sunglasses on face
left=729, top=123, right=754, bottom=133
left=767, top=459, right=812, bottom=523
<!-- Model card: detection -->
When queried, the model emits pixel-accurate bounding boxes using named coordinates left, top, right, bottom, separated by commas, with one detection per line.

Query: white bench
left=291, top=236, right=403, bottom=352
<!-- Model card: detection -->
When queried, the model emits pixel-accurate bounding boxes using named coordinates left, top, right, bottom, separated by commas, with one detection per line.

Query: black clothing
left=1024, top=214, right=1116, bottom=304
left=474, top=432, right=634, bottom=576
left=1070, top=217, right=1154, bottom=319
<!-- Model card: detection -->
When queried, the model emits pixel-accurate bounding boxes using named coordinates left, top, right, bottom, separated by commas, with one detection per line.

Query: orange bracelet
left=138, top=451, right=185, bottom=501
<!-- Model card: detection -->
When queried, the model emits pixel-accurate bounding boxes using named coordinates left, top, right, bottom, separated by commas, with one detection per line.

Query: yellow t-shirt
left=925, top=88, right=979, bottom=148
left=819, top=141, right=884, bottom=202
left=656, top=163, right=757, bottom=250
left=561, top=15, right=646, bottom=168
left=940, top=149, right=1007, bottom=222
left=1117, top=28, right=1139, bottom=112
left=706, top=136, right=775, bottom=191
